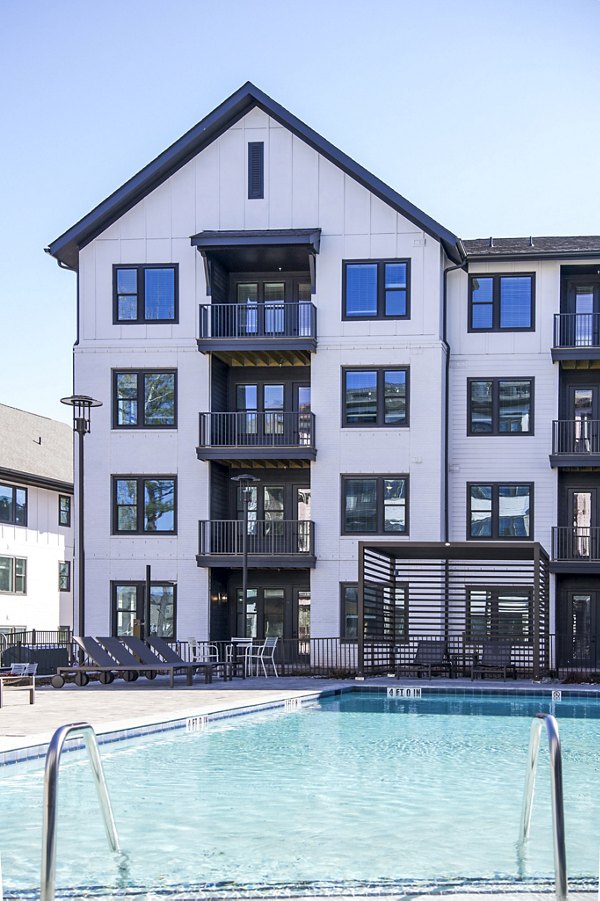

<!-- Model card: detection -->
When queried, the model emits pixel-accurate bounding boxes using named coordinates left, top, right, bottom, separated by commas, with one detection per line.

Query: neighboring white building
left=0, top=403, right=74, bottom=635
left=46, top=84, right=600, bottom=672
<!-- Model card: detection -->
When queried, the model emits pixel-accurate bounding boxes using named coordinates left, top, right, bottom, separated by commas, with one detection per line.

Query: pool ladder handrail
left=41, top=722, right=121, bottom=901
left=518, top=713, right=568, bottom=901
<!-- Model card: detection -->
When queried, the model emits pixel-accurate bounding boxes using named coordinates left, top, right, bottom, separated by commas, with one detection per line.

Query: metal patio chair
left=246, top=636, right=279, bottom=677
left=471, top=641, right=517, bottom=681
left=395, top=640, right=452, bottom=679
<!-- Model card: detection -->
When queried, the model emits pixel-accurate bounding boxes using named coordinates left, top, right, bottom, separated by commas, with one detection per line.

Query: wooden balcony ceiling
left=227, top=458, right=310, bottom=470
left=212, top=348, right=311, bottom=367
left=559, top=359, right=600, bottom=369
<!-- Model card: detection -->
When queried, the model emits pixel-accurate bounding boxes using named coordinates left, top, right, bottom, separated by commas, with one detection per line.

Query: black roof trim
left=191, top=228, right=321, bottom=253
left=47, top=83, right=463, bottom=269
left=0, top=467, right=74, bottom=496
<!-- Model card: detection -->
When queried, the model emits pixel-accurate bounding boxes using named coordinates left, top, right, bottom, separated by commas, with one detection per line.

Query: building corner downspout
left=442, top=244, right=468, bottom=544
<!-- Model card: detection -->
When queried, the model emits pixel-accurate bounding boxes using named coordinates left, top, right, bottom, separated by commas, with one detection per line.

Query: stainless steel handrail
left=41, top=722, right=121, bottom=901
left=518, top=713, right=567, bottom=901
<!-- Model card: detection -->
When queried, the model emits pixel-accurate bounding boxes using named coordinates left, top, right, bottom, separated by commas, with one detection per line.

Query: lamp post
left=230, top=473, right=260, bottom=633
left=60, top=395, right=102, bottom=640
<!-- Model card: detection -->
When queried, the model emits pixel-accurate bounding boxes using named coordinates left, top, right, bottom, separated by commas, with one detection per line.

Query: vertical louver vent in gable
left=248, top=142, right=264, bottom=199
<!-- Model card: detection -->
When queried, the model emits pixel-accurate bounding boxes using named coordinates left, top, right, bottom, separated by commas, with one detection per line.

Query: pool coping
left=3, top=681, right=600, bottom=767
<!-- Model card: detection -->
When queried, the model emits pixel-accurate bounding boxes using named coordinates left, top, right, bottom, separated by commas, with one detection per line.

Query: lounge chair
left=471, top=641, right=517, bottom=681
left=146, top=635, right=234, bottom=682
left=120, top=635, right=205, bottom=685
left=52, top=636, right=150, bottom=688
left=97, top=636, right=196, bottom=688
left=395, top=640, right=452, bottom=679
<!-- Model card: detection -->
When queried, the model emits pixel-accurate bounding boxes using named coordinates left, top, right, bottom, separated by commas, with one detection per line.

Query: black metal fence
left=554, top=312, right=600, bottom=348
left=1, top=630, right=73, bottom=675
left=199, top=302, right=317, bottom=340
left=552, top=419, right=600, bottom=456
left=198, top=519, right=314, bottom=556
left=198, top=411, right=315, bottom=450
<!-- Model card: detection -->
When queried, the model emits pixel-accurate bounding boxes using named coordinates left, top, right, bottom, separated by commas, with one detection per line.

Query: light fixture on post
left=230, top=472, right=260, bottom=633
left=60, top=394, right=102, bottom=643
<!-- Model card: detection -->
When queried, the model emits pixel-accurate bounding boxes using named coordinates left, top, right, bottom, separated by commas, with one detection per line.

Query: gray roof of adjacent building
left=464, top=235, right=600, bottom=261
left=0, top=404, right=73, bottom=492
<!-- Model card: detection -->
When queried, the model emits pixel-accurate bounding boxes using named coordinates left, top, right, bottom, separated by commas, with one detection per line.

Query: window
left=468, top=483, right=533, bottom=539
left=342, top=475, right=408, bottom=534
left=340, top=582, right=408, bottom=640
left=0, top=556, right=26, bottom=594
left=113, top=476, right=176, bottom=534
left=469, top=274, right=534, bottom=331
left=112, top=582, right=175, bottom=638
left=343, top=368, right=409, bottom=427
left=248, top=142, right=264, bottom=199
left=0, top=483, right=27, bottom=526
left=468, top=378, right=533, bottom=435
left=467, top=587, right=532, bottom=643
left=343, top=260, right=410, bottom=320
left=113, top=370, right=176, bottom=428
left=58, top=561, right=71, bottom=591
left=113, top=265, right=178, bottom=323
left=58, top=495, right=71, bottom=527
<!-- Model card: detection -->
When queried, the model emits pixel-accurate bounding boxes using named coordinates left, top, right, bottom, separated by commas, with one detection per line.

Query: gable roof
left=46, top=82, right=464, bottom=269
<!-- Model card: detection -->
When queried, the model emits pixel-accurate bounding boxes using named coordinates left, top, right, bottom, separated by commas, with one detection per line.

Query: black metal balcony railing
left=198, top=519, right=314, bottom=556
left=198, top=302, right=317, bottom=340
left=198, top=412, right=315, bottom=449
left=552, top=420, right=600, bottom=456
left=552, top=527, right=600, bottom=561
left=554, top=313, right=600, bottom=348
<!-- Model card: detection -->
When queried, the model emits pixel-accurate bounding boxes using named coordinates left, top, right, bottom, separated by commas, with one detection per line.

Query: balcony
left=552, top=314, right=600, bottom=363
left=197, top=519, right=316, bottom=568
left=550, top=420, right=600, bottom=467
left=197, top=302, right=317, bottom=365
left=197, top=412, right=316, bottom=464
left=551, top=527, right=600, bottom=572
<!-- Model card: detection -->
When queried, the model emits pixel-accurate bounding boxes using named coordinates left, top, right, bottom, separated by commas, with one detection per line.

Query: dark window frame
left=465, top=585, right=533, bottom=644
left=342, top=366, right=410, bottom=428
left=112, top=475, right=177, bottom=535
left=58, top=494, right=71, bottom=527
left=112, top=369, right=177, bottom=429
left=0, top=483, right=27, bottom=527
left=58, top=561, right=71, bottom=592
left=110, top=580, right=176, bottom=639
left=468, top=272, right=535, bottom=333
left=467, top=482, right=534, bottom=541
left=342, top=259, right=411, bottom=321
left=467, top=377, right=535, bottom=436
left=112, top=264, right=179, bottom=324
left=247, top=141, right=264, bottom=199
left=340, top=581, right=409, bottom=642
left=341, top=474, right=409, bottom=536
left=0, top=555, right=27, bottom=595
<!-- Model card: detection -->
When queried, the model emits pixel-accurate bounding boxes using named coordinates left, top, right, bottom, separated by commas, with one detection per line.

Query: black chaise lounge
left=97, top=636, right=200, bottom=686
left=395, top=640, right=452, bottom=679
left=144, top=635, right=234, bottom=682
left=471, top=641, right=517, bottom=681
left=52, top=636, right=193, bottom=689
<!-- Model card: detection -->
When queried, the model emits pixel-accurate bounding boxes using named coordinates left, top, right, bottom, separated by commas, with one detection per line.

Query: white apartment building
left=46, top=84, right=600, bottom=673
left=0, top=403, right=74, bottom=634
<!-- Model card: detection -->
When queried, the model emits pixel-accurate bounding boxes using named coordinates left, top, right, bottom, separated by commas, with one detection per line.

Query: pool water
left=1, top=691, right=600, bottom=898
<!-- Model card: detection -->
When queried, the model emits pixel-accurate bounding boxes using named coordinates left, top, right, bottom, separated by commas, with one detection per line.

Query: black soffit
left=46, top=82, right=463, bottom=270
left=191, top=229, right=321, bottom=272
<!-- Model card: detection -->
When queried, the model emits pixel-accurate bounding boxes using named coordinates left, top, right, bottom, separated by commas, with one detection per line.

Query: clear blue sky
left=1, top=0, right=599, bottom=424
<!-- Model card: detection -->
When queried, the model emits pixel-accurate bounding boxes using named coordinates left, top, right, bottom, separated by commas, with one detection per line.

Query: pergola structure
left=357, top=541, right=550, bottom=679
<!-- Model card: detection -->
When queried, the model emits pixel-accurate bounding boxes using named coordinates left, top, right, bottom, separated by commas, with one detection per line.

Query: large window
left=113, top=476, right=176, bottom=534
left=58, top=494, right=71, bottom=527
left=0, top=483, right=27, bottom=526
left=340, top=582, right=408, bottom=640
left=113, top=370, right=176, bottom=428
left=342, top=475, right=408, bottom=534
left=343, top=368, right=409, bottom=427
left=343, top=260, right=410, bottom=320
left=58, top=561, right=71, bottom=592
left=0, top=556, right=26, bottom=594
left=468, top=483, right=533, bottom=539
left=113, top=265, right=178, bottom=323
left=467, top=587, right=532, bottom=643
left=112, top=582, right=175, bottom=638
left=469, top=274, right=534, bottom=331
left=468, top=378, right=533, bottom=435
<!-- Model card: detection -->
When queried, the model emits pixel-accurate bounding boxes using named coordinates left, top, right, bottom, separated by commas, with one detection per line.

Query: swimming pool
left=1, top=689, right=600, bottom=898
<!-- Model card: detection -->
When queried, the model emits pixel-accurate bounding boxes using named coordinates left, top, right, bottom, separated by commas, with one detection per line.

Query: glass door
left=566, top=278, right=600, bottom=346
left=264, top=589, right=285, bottom=637
left=296, top=486, right=311, bottom=552
left=567, top=488, right=599, bottom=559
left=295, top=384, right=311, bottom=446
left=264, top=282, right=285, bottom=335
left=568, top=385, right=600, bottom=453
left=237, top=282, right=258, bottom=335
left=296, top=589, right=311, bottom=659
left=559, top=589, right=600, bottom=668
